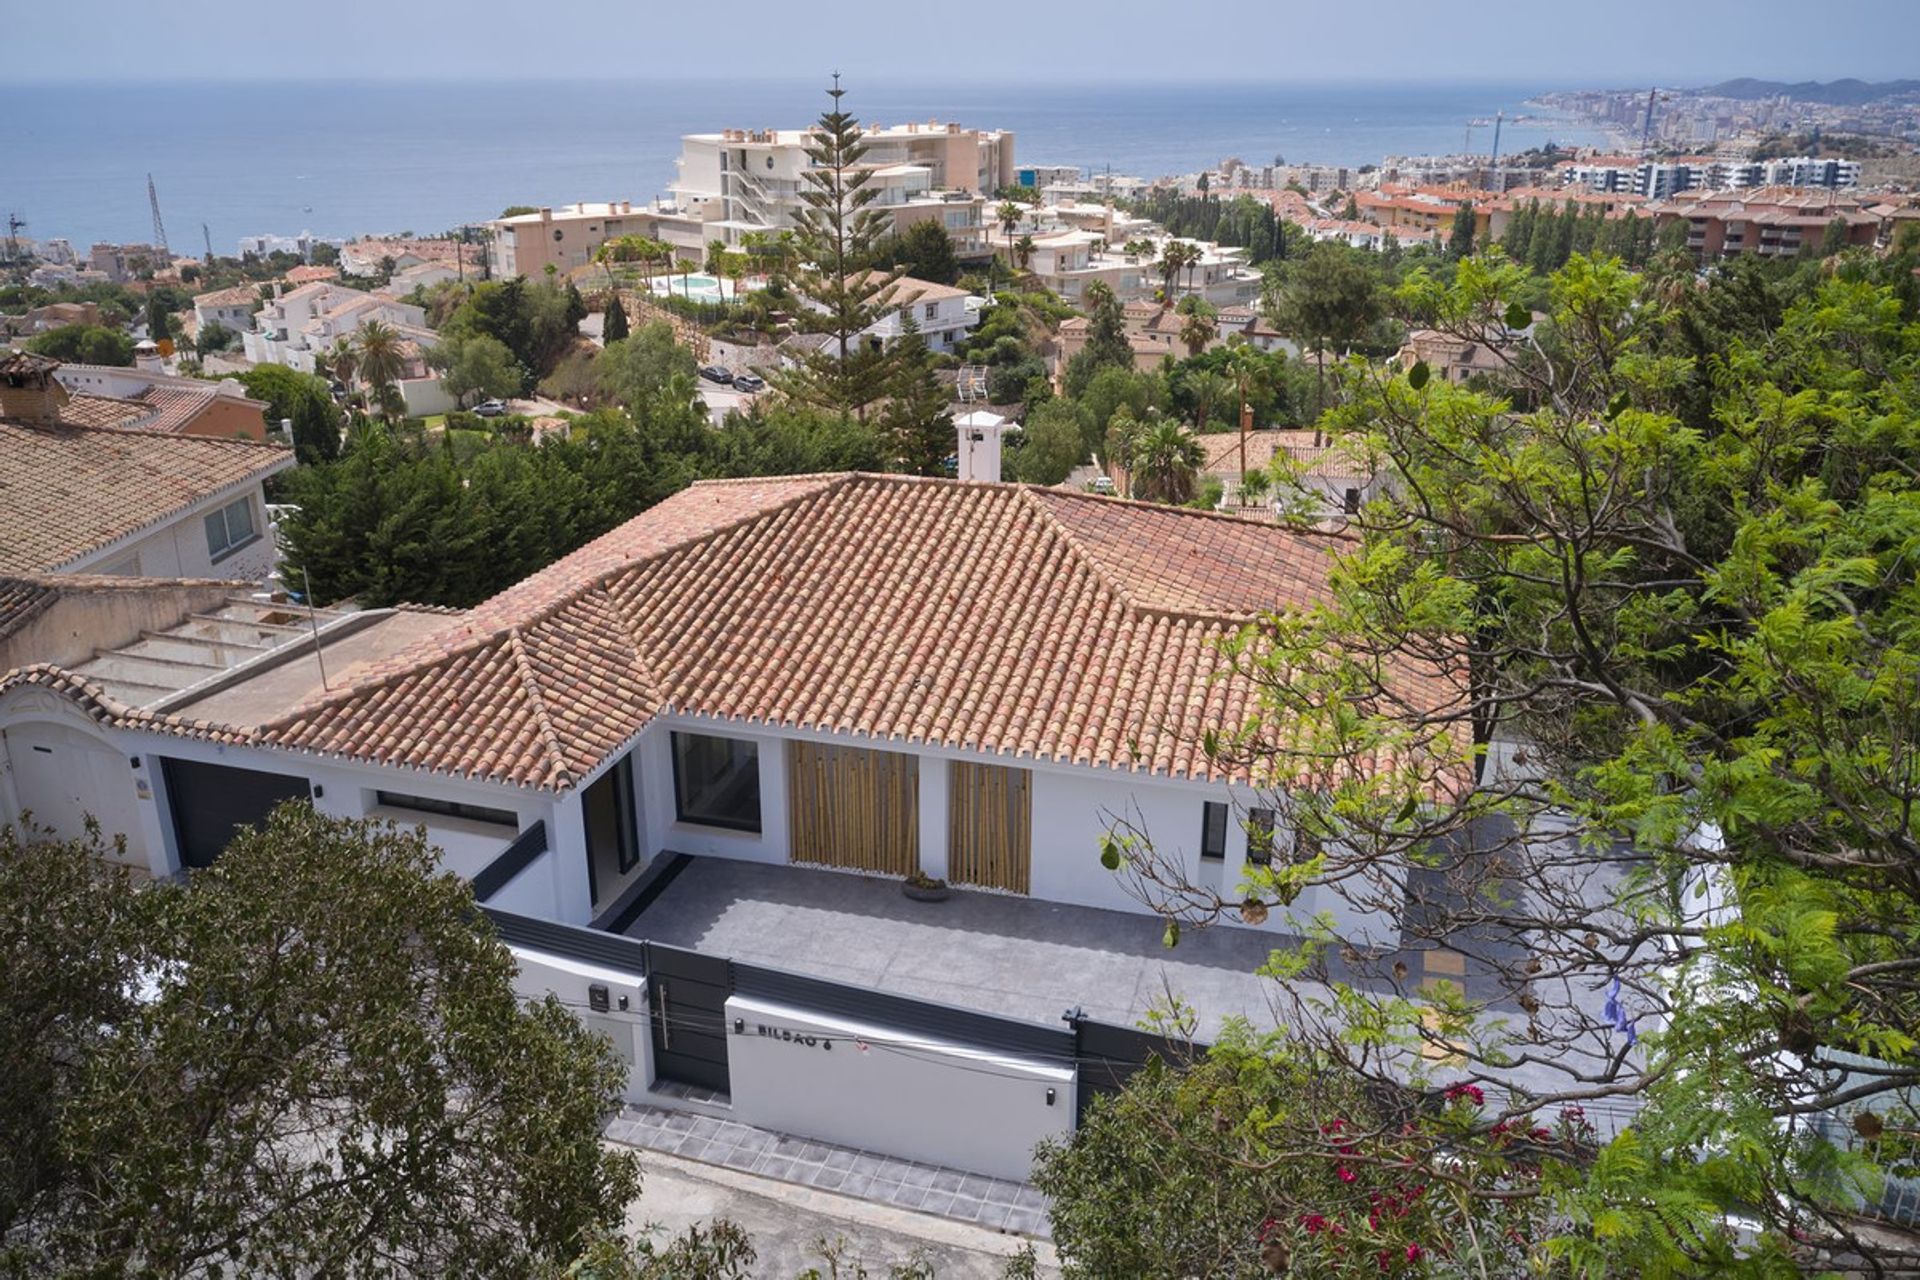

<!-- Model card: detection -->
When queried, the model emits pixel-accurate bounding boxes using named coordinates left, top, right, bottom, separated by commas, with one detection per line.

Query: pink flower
left=1406, top=1243, right=1424, bottom=1262
left=1302, top=1213, right=1329, bottom=1234
left=1338, top=1166, right=1358, bottom=1183
left=1444, top=1083, right=1485, bottom=1106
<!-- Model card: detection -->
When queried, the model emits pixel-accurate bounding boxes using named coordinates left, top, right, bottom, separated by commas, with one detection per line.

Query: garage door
left=160, top=757, right=310, bottom=869
left=3, top=723, right=149, bottom=865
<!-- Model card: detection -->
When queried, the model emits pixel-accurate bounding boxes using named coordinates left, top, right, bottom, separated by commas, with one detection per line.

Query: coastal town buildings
left=337, top=236, right=480, bottom=279
left=51, top=361, right=271, bottom=441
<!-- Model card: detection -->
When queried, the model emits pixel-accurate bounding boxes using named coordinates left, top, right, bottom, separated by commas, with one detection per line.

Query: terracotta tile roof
left=1199, top=430, right=1374, bottom=480
left=0, top=422, right=294, bottom=574
left=3, top=474, right=1461, bottom=795
left=242, top=474, right=1455, bottom=790
left=58, top=394, right=152, bottom=429
left=283, top=265, right=341, bottom=284
left=0, top=577, right=56, bottom=641
left=193, top=285, right=260, bottom=308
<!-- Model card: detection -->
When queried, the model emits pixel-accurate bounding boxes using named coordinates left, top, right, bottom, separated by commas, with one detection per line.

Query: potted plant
left=902, top=870, right=950, bottom=903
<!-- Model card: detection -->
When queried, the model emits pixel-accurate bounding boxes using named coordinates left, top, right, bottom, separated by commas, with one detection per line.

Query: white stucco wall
left=61, top=482, right=280, bottom=583
left=508, top=948, right=652, bottom=1104
left=724, top=994, right=1073, bottom=1181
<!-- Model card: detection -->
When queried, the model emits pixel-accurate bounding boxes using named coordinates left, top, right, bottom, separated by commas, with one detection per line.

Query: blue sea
left=1, top=78, right=1606, bottom=253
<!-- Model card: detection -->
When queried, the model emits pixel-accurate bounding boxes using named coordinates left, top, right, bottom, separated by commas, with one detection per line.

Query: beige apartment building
left=485, top=202, right=709, bottom=280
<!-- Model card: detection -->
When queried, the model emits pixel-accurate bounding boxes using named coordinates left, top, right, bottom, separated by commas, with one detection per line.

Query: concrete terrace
left=622, top=856, right=1296, bottom=1037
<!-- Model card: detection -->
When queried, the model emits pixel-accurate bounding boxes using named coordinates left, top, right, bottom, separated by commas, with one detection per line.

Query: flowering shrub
left=1032, top=1025, right=1595, bottom=1277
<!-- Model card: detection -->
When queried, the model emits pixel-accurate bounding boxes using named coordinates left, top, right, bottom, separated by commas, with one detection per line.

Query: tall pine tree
left=878, top=318, right=955, bottom=477
left=776, top=75, right=901, bottom=419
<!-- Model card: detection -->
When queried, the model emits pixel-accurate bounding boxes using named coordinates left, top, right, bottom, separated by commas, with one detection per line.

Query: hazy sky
left=3, top=0, right=1914, bottom=85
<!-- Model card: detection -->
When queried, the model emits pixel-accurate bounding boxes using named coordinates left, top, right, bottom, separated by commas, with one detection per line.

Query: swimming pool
left=646, top=273, right=756, bottom=304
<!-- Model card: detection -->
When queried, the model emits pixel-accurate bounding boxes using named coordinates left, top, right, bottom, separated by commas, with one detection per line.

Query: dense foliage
left=0, top=807, right=638, bottom=1277
left=1093, top=238, right=1920, bottom=1273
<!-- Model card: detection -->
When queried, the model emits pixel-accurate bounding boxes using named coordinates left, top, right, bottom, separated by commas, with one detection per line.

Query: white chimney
left=956, top=410, right=1013, bottom=483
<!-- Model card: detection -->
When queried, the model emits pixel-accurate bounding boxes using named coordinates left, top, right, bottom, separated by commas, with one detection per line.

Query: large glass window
left=672, top=732, right=761, bottom=832
left=1200, top=801, right=1228, bottom=862
left=204, top=496, right=257, bottom=561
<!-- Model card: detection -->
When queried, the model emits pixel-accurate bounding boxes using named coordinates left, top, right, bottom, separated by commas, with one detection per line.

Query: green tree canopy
left=238, top=363, right=343, bottom=464
left=434, top=333, right=526, bottom=406
left=0, top=807, right=638, bottom=1275
left=25, top=324, right=134, bottom=367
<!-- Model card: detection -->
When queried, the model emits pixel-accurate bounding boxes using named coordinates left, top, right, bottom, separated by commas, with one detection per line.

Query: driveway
left=698, top=382, right=764, bottom=424
left=622, top=1146, right=1054, bottom=1277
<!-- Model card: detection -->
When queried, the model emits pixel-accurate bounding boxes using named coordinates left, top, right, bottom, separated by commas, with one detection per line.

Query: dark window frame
left=1246, top=807, right=1277, bottom=867
left=1200, top=800, right=1229, bottom=862
left=670, top=731, right=763, bottom=834
left=374, top=790, right=518, bottom=829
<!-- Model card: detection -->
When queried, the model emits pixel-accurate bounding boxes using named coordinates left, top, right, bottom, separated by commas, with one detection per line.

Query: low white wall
left=724, top=993, right=1073, bottom=1182
left=508, top=947, right=651, bottom=1104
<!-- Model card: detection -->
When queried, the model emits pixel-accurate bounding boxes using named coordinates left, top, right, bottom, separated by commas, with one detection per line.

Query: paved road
left=698, top=381, right=764, bottom=425
left=622, top=1147, right=1055, bottom=1278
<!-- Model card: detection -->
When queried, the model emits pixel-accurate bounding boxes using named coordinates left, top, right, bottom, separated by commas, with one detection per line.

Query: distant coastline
left=3, top=78, right=1607, bottom=250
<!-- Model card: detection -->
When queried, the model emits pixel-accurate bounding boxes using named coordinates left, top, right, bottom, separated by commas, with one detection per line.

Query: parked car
left=731, top=372, right=766, bottom=393
left=699, top=365, right=734, bottom=385
left=1091, top=475, right=1116, bottom=494
left=473, top=399, right=509, bottom=418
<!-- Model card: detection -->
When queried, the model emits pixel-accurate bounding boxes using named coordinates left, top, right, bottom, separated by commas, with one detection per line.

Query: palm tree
left=997, top=201, right=1022, bottom=272
left=1157, top=243, right=1182, bottom=300
left=1182, top=241, right=1203, bottom=296
left=1177, top=297, right=1218, bottom=356
left=322, top=337, right=360, bottom=406
left=1224, top=344, right=1267, bottom=484
left=353, top=320, right=406, bottom=420
left=1186, top=370, right=1235, bottom=430
left=1131, top=418, right=1206, bottom=505
left=1015, top=233, right=1035, bottom=272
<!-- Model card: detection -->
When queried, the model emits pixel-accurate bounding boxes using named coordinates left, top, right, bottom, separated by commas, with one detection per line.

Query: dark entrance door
left=647, top=942, right=733, bottom=1094
left=159, top=757, right=310, bottom=869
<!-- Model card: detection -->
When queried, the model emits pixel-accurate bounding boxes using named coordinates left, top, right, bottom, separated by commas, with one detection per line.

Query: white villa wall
left=508, top=947, right=652, bottom=1104
left=61, top=483, right=279, bottom=582
left=724, top=994, right=1073, bottom=1181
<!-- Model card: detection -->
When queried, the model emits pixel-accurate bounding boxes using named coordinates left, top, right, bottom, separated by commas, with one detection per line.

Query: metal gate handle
left=656, top=981, right=671, bottom=1050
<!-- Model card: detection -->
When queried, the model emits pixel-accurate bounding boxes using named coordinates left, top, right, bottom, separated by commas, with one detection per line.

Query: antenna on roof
left=298, top=565, right=330, bottom=692
left=4, top=213, right=23, bottom=263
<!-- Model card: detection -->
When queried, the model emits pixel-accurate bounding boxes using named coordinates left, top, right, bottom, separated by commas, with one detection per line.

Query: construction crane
left=147, top=173, right=169, bottom=254
left=1640, top=88, right=1660, bottom=155
left=4, top=213, right=24, bottom=263
left=202, top=222, right=213, bottom=263
left=1489, top=111, right=1505, bottom=168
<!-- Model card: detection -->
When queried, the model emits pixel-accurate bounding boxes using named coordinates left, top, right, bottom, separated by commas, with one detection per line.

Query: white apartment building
left=1018, top=231, right=1259, bottom=307
left=669, top=120, right=1014, bottom=254
left=242, top=282, right=433, bottom=374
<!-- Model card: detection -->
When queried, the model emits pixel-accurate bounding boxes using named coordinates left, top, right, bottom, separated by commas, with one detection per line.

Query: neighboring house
left=849, top=274, right=977, bottom=353
left=243, top=282, right=432, bottom=374
left=0, top=300, right=100, bottom=339
left=191, top=284, right=260, bottom=336
left=51, top=361, right=272, bottom=441
left=381, top=259, right=461, bottom=294
left=1397, top=328, right=1519, bottom=386
left=1202, top=429, right=1388, bottom=519
left=0, top=471, right=1451, bottom=945
left=0, top=351, right=294, bottom=582
left=337, top=237, right=480, bottom=279
left=283, top=264, right=342, bottom=285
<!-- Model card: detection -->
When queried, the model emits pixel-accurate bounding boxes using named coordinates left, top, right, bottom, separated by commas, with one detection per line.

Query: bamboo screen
left=787, top=741, right=920, bottom=875
left=948, top=761, right=1033, bottom=894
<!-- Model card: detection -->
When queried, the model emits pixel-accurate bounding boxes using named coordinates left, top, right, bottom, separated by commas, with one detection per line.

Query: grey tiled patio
left=622, top=856, right=1298, bottom=1036
left=608, top=1104, right=1051, bottom=1238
